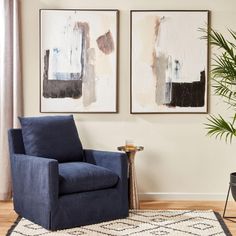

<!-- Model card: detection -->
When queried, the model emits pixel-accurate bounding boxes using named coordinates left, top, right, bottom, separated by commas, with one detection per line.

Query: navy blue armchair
left=8, top=125, right=128, bottom=230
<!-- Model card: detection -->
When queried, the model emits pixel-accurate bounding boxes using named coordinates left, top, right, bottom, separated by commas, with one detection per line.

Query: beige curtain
left=0, top=0, right=23, bottom=200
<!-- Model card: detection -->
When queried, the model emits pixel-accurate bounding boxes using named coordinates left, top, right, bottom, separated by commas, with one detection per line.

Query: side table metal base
left=128, top=151, right=139, bottom=209
left=117, top=146, right=144, bottom=210
left=223, top=184, right=236, bottom=219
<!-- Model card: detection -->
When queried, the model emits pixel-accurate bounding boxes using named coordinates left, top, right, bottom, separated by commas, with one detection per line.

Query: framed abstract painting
left=40, top=9, right=118, bottom=113
left=130, top=10, right=209, bottom=113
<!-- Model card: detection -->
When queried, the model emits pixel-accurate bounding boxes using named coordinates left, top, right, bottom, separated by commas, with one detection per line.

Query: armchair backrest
left=8, top=129, right=25, bottom=155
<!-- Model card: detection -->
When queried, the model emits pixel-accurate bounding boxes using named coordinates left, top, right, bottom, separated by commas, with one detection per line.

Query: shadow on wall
left=74, top=113, right=207, bottom=125
left=136, top=149, right=161, bottom=194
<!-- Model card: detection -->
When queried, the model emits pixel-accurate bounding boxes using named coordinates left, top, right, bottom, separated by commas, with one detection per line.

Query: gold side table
left=117, top=146, right=144, bottom=210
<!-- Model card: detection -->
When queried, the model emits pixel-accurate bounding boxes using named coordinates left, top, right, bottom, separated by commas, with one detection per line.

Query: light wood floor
left=0, top=201, right=18, bottom=236
left=1, top=200, right=236, bottom=235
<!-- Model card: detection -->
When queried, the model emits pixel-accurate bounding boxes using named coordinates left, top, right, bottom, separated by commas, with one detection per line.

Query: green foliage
left=202, top=28, right=236, bottom=142
left=205, top=114, right=236, bottom=143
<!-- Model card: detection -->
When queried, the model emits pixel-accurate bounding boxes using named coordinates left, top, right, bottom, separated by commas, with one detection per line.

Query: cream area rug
left=7, top=210, right=232, bottom=236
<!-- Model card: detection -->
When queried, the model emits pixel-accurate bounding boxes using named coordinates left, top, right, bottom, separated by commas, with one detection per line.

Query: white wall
left=21, top=0, right=236, bottom=200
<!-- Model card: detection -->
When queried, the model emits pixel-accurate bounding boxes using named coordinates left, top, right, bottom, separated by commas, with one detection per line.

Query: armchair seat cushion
left=59, top=162, right=119, bottom=195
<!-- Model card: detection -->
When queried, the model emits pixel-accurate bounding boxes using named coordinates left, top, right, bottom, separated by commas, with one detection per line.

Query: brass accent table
left=117, top=146, right=144, bottom=210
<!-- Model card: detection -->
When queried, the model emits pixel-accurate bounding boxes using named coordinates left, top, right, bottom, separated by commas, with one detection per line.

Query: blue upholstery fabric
left=52, top=187, right=128, bottom=230
left=18, top=115, right=84, bottom=162
left=8, top=129, right=59, bottom=229
left=59, top=162, right=118, bottom=195
left=84, top=149, right=129, bottom=214
left=8, top=128, right=129, bottom=230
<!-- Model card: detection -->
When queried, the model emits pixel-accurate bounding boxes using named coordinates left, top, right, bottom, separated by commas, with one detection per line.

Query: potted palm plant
left=204, top=28, right=236, bottom=203
left=205, top=28, right=236, bottom=142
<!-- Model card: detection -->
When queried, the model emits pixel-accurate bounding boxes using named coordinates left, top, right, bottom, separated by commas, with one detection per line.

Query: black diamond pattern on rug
left=189, top=222, right=214, bottom=230
left=101, top=222, right=139, bottom=231
left=150, top=229, right=171, bottom=235
left=24, top=222, right=43, bottom=230
left=8, top=210, right=232, bottom=236
left=67, top=229, right=86, bottom=235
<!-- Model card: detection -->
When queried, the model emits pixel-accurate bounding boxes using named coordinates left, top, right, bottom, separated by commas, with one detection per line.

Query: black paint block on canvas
left=168, top=71, right=206, bottom=107
left=43, top=50, right=82, bottom=99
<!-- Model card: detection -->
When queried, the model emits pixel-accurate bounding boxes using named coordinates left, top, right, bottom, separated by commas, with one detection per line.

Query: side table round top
left=117, top=146, right=144, bottom=152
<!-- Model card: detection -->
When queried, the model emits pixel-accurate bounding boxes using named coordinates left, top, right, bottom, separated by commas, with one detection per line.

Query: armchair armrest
left=11, top=154, right=59, bottom=211
left=84, top=149, right=128, bottom=179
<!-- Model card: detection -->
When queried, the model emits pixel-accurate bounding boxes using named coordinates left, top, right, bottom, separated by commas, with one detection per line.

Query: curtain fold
left=0, top=0, right=23, bottom=200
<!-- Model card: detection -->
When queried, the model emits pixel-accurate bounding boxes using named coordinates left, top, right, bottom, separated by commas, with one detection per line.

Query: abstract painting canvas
left=40, top=9, right=118, bottom=113
left=131, top=10, right=209, bottom=113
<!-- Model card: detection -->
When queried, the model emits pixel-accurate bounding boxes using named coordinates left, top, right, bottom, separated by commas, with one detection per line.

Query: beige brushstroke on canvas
left=132, top=15, right=157, bottom=108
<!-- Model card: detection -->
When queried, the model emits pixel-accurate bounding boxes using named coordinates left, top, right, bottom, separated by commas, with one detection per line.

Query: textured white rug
left=8, top=210, right=231, bottom=236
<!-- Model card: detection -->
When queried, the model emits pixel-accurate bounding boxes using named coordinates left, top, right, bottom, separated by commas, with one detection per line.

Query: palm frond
left=205, top=115, right=236, bottom=143
left=200, top=27, right=236, bottom=143
left=228, top=29, right=236, bottom=42
left=211, top=79, right=236, bottom=107
left=211, top=53, right=236, bottom=79
left=203, top=28, right=236, bottom=106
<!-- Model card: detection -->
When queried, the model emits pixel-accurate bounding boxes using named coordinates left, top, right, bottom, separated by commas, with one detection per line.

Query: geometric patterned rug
left=7, top=210, right=232, bottom=236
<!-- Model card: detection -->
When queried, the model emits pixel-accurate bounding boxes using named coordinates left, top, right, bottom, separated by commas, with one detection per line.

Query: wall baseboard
left=139, top=192, right=227, bottom=201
